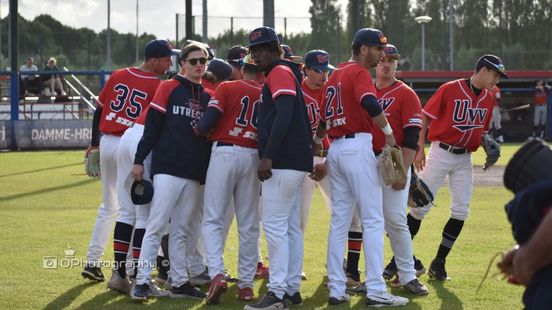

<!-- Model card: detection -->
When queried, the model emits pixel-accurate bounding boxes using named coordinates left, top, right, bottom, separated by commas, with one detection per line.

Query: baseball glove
left=482, top=134, right=501, bottom=171
left=378, top=145, right=407, bottom=187
left=84, top=146, right=101, bottom=177
left=408, top=171, right=434, bottom=208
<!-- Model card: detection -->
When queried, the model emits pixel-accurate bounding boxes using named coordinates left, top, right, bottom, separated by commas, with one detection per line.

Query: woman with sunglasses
left=131, top=42, right=212, bottom=301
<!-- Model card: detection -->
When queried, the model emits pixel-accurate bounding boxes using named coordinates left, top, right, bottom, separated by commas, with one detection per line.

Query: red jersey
left=301, top=79, right=323, bottom=135
left=489, top=86, right=501, bottom=107
left=423, top=79, right=494, bottom=152
left=372, top=81, right=422, bottom=153
left=535, top=88, right=548, bottom=105
left=98, top=67, right=160, bottom=135
left=321, top=61, right=376, bottom=138
left=202, top=79, right=220, bottom=93
left=208, top=79, right=262, bottom=148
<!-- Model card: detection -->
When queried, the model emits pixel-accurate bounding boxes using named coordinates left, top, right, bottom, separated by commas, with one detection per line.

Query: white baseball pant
left=136, top=174, right=201, bottom=287
left=491, top=106, right=502, bottom=130
left=116, top=124, right=150, bottom=229
left=262, top=169, right=306, bottom=299
left=300, top=155, right=331, bottom=232
left=382, top=169, right=415, bottom=285
left=202, top=143, right=260, bottom=288
left=534, top=105, right=547, bottom=126
left=409, top=141, right=473, bottom=221
left=326, top=133, right=386, bottom=297
left=86, top=134, right=120, bottom=264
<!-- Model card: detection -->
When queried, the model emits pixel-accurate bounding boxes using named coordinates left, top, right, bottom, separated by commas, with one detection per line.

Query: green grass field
left=0, top=145, right=527, bottom=309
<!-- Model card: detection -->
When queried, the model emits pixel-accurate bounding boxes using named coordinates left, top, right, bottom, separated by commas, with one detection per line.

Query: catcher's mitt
left=84, top=146, right=101, bottom=177
left=482, top=134, right=501, bottom=171
left=378, top=145, right=407, bottom=187
left=408, top=171, right=434, bottom=208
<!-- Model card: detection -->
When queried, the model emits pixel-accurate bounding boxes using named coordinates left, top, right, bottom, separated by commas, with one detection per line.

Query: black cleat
left=414, top=256, right=426, bottom=277
left=284, top=292, right=303, bottom=305
left=383, top=257, right=398, bottom=280
left=428, top=258, right=449, bottom=281
left=82, top=264, right=105, bottom=281
left=328, top=294, right=350, bottom=306
left=244, top=291, right=288, bottom=309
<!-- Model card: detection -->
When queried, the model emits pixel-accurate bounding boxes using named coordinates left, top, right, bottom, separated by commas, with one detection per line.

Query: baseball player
left=533, top=80, right=549, bottom=138
left=81, top=39, right=172, bottom=283
left=321, top=28, right=408, bottom=307
left=130, top=42, right=212, bottom=301
left=198, top=54, right=263, bottom=305
left=410, top=54, right=508, bottom=281
left=300, top=49, right=332, bottom=232
left=202, top=58, right=233, bottom=92
left=244, top=26, right=313, bottom=310
left=489, top=86, right=504, bottom=143
left=372, top=44, right=428, bottom=295
left=227, top=45, right=248, bottom=80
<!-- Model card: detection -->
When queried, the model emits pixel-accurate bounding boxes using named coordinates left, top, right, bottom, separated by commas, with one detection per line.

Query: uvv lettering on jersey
left=452, top=99, right=488, bottom=131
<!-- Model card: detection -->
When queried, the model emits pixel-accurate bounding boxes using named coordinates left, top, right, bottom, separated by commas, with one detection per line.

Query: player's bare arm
left=414, top=114, right=430, bottom=171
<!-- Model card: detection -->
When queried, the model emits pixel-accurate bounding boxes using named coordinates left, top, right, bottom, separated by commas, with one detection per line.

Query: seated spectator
left=20, top=57, right=40, bottom=95
left=41, top=57, right=66, bottom=96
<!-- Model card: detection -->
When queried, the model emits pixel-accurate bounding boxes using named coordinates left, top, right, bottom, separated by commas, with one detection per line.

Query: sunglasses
left=185, top=57, right=208, bottom=65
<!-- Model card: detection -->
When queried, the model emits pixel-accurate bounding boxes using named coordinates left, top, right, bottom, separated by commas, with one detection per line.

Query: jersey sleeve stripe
left=422, top=110, right=437, bottom=120
left=208, top=104, right=224, bottom=113
left=150, top=102, right=166, bottom=113
left=272, top=89, right=296, bottom=98
left=96, top=100, right=104, bottom=108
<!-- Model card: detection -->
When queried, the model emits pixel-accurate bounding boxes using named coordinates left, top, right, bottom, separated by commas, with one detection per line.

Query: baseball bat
left=507, top=104, right=531, bottom=112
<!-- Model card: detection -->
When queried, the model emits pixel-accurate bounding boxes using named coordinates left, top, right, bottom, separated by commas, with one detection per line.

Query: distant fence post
left=9, top=71, right=19, bottom=149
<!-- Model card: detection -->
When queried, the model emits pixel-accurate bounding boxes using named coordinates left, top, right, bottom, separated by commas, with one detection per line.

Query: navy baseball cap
left=248, top=27, right=279, bottom=47
left=145, top=39, right=173, bottom=58
left=304, top=50, right=331, bottom=72
left=281, top=45, right=294, bottom=59
left=352, top=28, right=388, bottom=47
left=207, top=58, right=233, bottom=81
left=227, top=45, right=247, bottom=61
left=383, top=44, right=400, bottom=59
left=131, top=180, right=154, bottom=205
left=476, top=54, right=508, bottom=79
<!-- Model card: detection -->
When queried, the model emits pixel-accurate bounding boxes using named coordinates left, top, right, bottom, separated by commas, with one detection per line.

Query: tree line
left=3, top=0, right=551, bottom=72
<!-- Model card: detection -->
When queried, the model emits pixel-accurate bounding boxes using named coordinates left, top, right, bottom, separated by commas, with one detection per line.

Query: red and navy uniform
left=98, top=67, right=160, bottom=135
left=134, top=74, right=212, bottom=183
left=321, top=61, right=377, bottom=138
left=301, top=79, right=330, bottom=150
left=535, top=87, right=548, bottom=106
left=207, top=79, right=262, bottom=148
left=372, top=81, right=422, bottom=153
left=257, top=60, right=313, bottom=172
left=490, top=86, right=501, bottom=107
left=423, top=79, right=494, bottom=152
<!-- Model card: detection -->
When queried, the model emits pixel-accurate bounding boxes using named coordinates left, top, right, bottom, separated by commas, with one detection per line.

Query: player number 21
left=324, top=83, right=344, bottom=118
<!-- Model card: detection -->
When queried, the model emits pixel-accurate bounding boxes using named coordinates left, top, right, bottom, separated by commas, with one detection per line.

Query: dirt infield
left=473, top=165, right=505, bottom=187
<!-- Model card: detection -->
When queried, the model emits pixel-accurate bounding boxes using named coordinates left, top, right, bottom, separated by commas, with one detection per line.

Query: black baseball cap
left=281, top=45, right=294, bottom=59
left=352, top=28, right=387, bottom=47
left=304, top=50, right=331, bottom=72
left=227, top=45, right=247, bottom=61
left=145, top=39, right=173, bottom=58
left=207, top=58, right=233, bottom=81
left=476, top=54, right=508, bottom=79
left=248, top=27, right=279, bottom=47
left=131, top=180, right=154, bottom=205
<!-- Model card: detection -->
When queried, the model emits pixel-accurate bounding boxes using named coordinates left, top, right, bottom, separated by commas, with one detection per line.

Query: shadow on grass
left=305, top=277, right=330, bottom=308
left=0, top=178, right=97, bottom=203
left=428, top=279, right=463, bottom=310
left=0, top=162, right=82, bottom=178
left=44, top=282, right=99, bottom=309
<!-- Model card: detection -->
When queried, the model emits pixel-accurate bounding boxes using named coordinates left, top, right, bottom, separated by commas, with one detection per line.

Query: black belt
left=439, top=142, right=468, bottom=154
left=334, top=133, right=355, bottom=139
left=217, top=142, right=234, bottom=147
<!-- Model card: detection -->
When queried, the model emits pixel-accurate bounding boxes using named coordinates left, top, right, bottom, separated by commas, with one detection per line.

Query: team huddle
left=81, top=26, right=506, bottom=309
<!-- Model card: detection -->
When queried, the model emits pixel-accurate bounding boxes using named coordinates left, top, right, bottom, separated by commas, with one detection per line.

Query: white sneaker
left=366, top=291, right=409, bottom=307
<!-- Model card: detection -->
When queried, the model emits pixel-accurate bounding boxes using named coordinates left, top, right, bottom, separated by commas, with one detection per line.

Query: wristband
left=313, top=135, right=323, bottom=144
left=381, top=123, right=393, bottom=136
